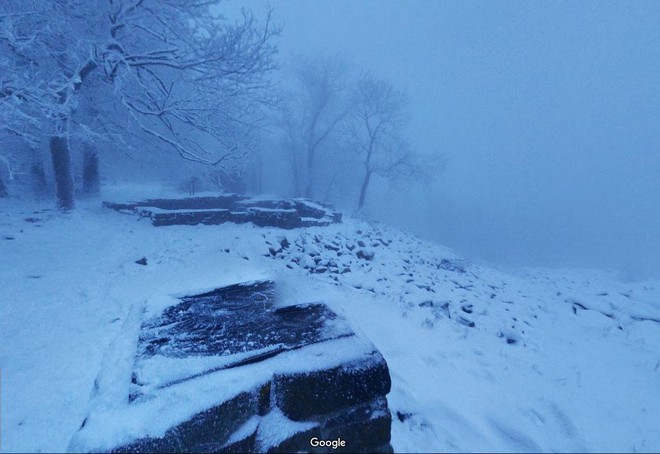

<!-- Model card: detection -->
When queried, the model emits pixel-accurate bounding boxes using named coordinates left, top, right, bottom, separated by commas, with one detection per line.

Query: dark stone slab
left=246, top=207, right=301, bottom=230
left=235, top=199, right=296, bottom=211
left=104, top=196, right=342, bottom=230
left=103, top=195, right=242, bottom=212
left=77, top=280, right=391, bottom=453
left=113, top=390, right=261, bottom=453
left=139, top=208, right=234, bottom=227
left=300, top=218, right=333, bottom=228
left=135, top=282, right=353, bottom=372
left=273, top=357, right=391, bottom=421
left=266, top=398, right=391, bottom=454
left=292, top=201, right=326, bottom=219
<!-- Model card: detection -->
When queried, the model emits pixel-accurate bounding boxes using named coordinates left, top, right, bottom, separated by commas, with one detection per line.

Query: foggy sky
left=240, top=0, right=660, bottom=279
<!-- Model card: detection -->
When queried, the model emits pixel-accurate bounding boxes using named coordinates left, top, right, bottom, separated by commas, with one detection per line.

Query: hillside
left=1, top=195, right=659, bottom=452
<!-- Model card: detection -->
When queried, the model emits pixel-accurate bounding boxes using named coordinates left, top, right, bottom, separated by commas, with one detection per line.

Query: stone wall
left=103, top=196, right=342, bottom=229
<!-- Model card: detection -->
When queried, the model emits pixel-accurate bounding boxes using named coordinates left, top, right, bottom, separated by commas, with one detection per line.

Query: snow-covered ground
left=1, top=193, right=659, bottom=453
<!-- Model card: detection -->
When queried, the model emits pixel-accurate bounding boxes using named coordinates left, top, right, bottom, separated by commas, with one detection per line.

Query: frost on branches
left=0, top=0, right=278, bottom=209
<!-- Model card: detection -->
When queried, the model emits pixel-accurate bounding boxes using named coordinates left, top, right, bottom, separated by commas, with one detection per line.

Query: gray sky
left=236, top=0, right=660, bottom=279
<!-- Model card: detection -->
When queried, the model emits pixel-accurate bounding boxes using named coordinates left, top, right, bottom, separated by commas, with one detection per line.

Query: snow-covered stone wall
left=71, top=280, right=392, bottom=453
left=103, top=196, right=342, bottom=229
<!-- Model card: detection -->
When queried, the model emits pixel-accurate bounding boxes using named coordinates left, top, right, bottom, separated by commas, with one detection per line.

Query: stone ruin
left=103, top=195, right=342, bottom=229
left=72, top=281, right=392, bottom=453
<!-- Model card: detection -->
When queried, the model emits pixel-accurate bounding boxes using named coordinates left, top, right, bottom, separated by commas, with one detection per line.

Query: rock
left=247, top=207, right=301, bottom=229
left=435, top=306, right=450, bottom=322
left=273, top=356, right=391, bottom=421
left=113, top=391, right=262, bottom=453
left=135, top=257, right=147, bottom=266
left=267, top=398, right=391, bottom=453
left=458, top=317, right=475, bottom=328
left=358, top=240, right=366, bottom=247
left=278, top=237, right=290, bottom=249
left=438, top=258, right=466, bottom=274
left=461, top=304, right=473, bottom=314
left=77, top=280, right=392, bottom=453
left=356, top=249, right=375, bottom=261
left=418, top=301, right=434, bottom=308
left=104, top=196, right=343, bottom=230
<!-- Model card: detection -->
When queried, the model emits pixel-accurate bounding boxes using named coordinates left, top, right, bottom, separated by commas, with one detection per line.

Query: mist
left=4, top=2, right=660, bottom=452
left=244, top=0, right=660, bottom=280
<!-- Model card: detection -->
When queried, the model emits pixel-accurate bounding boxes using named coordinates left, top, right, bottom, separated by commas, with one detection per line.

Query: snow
left=2, top=193, right=660, bottom=452
left=225, top=415, right=260, bottom=446
left=247, top=207, right=297, bottom=214
left=136, top=207, right=231, bottom=214
left=254, top=408, right=317, bottom=451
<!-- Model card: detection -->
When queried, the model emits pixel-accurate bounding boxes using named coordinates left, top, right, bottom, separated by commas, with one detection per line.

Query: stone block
left=273, top=355, right=391, bottom=421
left=104, top=196, right=342, bottom=230
left=74, top=280, right=391, bottom=453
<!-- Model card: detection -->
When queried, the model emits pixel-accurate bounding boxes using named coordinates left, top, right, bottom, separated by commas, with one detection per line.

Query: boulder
left=73, top=280, right=392, bottom=453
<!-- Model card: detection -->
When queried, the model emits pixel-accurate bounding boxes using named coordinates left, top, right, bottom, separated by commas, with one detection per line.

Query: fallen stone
left=356, top=249, right=375, bottom=261
left=458, top=317, right=475, bottom=328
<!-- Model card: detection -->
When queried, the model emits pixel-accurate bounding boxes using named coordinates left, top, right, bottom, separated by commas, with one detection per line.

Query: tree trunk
left=0, top=172, right=7, bottom=197
left=357, top=170, right=372, bottom=210
left=304, top=144, right=315, bottom=199
left=82, top=144, right=100, bottom=196
left=303, top=164, right=313, bottom=199
left=50, top=136, right=75, bottom=210
left=30, top=153, right=49, bottom=199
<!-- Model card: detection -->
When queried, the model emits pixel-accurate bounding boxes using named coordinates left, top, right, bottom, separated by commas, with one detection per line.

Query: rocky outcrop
left=73, top=281, right=392, bottom=453
left=103, top=196, right=342, bottom=229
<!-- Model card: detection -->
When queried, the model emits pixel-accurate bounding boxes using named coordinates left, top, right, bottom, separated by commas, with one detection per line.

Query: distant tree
left=81, top=142, right=100, bottom=197
left=0, top=137, right=24, bottom=198
left=0, top=0, right=278, bottom=209
left=277, top=56, right=351, bottom=198
left=349, top=76, right=422, bottom=210
left=0, top=167, right=7, bottom=197
left=30, top=154, right=48, bottom=199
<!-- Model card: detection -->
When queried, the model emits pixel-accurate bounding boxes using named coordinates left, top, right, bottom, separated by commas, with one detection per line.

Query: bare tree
left=1, top=0, right=278, bottom=209
left=81, top=143, right=100, bottom=196
left=0, top=153, right=8, bottom=197
left=349, top=76, right=420, bottom=210
left=277, top=56, right=351, bottom=198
